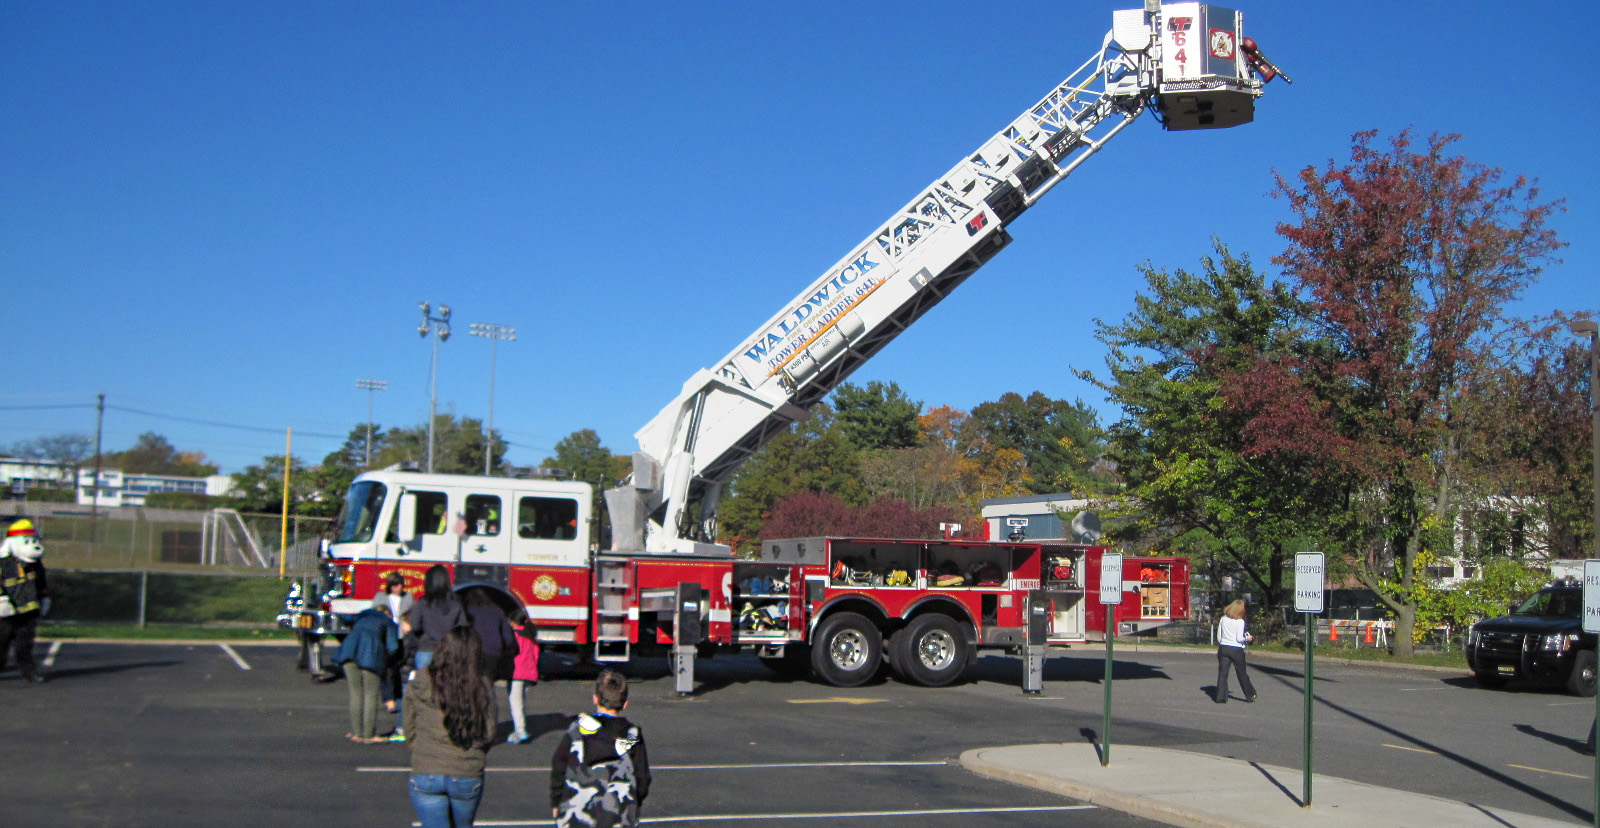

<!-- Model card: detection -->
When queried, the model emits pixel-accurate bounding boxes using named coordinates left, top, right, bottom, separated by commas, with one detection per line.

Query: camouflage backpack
left=557, top=713, right=643, bottom=828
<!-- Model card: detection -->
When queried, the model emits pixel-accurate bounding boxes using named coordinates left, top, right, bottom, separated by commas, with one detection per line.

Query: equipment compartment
left=1136, top=561, right=1172, bottom=619
left=732, top=562, right=797, bottom=641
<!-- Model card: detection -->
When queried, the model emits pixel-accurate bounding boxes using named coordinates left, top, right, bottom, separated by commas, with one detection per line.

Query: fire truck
left=281, top=2, right=1283, bottom=688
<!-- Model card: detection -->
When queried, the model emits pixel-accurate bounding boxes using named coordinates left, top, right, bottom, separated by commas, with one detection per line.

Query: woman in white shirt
left=1214, top=599, right=1257, bottom=703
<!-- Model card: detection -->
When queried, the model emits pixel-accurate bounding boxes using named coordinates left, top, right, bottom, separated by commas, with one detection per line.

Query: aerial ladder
left=607, top=2, right=1289, bottom=555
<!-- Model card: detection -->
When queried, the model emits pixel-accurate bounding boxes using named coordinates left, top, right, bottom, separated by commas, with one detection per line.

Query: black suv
left=1467, top=585, right=1596, bottom=697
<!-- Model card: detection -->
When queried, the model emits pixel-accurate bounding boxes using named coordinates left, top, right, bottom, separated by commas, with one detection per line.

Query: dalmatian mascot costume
left=0, top=519, right=50, bottom=682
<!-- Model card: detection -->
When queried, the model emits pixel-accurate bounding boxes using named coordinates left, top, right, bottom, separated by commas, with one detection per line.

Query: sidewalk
left=961, top=743, right=1583, bottom=828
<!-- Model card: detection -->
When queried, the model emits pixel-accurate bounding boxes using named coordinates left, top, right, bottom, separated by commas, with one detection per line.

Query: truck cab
left=1467, top=584, right=1597, bottom=697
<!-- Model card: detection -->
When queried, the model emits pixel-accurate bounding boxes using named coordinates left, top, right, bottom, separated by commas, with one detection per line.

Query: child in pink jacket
left=507, top=609, right=540, bottom=744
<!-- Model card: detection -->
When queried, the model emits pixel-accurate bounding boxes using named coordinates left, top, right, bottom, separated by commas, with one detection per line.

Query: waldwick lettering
left=742, top=253, right=880, bottom=365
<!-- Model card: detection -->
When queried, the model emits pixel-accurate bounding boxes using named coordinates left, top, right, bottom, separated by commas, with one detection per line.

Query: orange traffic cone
left=1328, top=622, right=1339, bottom=642
left=1363, top=624, right=1375, bottom=644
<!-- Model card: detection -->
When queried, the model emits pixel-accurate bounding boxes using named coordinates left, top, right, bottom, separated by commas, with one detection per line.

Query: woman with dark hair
left=404, top=565, right=467, bottom=671
left=405, top=625, right=498, bottom=827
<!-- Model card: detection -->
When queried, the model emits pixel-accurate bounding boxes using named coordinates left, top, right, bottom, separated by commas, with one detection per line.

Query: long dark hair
left=429, top=625, right=496, bottom=749
left=422, top=564, right=455, bottom=606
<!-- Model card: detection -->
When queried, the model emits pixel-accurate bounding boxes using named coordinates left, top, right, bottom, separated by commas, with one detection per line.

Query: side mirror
left=397, top=494, right=417, bottom=543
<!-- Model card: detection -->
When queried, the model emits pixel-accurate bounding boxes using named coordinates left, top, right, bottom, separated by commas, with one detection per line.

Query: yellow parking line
left=1508, top=764, right=1588, bottom=779
left=1382, top=744, right=1438, bottom=755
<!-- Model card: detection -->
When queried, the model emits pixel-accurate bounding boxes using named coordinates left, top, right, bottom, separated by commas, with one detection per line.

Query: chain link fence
left=4, top=505, right=330, bottom=627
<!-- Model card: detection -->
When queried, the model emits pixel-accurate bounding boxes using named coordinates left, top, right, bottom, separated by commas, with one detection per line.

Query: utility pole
left=91, top=393, right=105, bottom=534
left=355, top=379, right=387, bottom=468
left=469, top=323, right=516, bottom=475
left=419, top=302, right=451, bottom=474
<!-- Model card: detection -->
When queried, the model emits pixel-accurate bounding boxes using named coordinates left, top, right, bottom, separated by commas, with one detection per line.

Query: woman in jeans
left=405, top=625, right=497, bottom=827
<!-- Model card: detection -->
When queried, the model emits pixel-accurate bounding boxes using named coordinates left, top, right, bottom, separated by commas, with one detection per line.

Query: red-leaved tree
left=1234, top=130, right=1564, bottom=655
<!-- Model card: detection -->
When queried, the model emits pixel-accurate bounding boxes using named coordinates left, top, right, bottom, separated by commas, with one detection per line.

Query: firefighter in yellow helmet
left=0, top=519, right=50, bottom=682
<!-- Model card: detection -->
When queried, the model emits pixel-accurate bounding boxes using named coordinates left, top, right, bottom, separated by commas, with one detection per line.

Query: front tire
left=890, top=614, right=970, bottom=687
left=1568, top=650, right=1597, bottom=697
left=1474, top=669, right=1509, bottom=690
left=810, top=612, right=882, bottom=688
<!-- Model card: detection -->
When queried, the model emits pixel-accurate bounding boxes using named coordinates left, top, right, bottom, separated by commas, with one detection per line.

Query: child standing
left=505, top=609, right=540, bottom=744
left=550, top=670, right=651, bottom=828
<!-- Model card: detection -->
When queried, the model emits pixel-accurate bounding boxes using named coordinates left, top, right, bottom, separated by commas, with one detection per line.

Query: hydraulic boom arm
left=609, top=2, right=1280, bottom=554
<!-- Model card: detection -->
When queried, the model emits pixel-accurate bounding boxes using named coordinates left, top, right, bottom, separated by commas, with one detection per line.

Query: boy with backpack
left=550, top=669, right=651, bottom=827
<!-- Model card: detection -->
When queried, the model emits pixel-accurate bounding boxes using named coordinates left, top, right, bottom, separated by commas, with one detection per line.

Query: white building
left=0, top=456, right=75, bottom=497
left=76, top=469, right=233, bottom=508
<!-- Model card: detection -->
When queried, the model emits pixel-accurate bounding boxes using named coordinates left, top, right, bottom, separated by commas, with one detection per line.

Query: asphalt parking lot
left=4, top=639, right=1595, bottom=827
left=2, top=641, right=1164, bottom=828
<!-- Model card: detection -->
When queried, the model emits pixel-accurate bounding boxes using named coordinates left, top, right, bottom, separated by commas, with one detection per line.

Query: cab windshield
left=335, top=481, right=388, bottom=544
left=1513, top=589, right=1582, bottom=619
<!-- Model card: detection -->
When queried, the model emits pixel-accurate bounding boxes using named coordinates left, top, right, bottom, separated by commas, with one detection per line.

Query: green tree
left=378, top=414, right=504, bottom=474
left=543, top=429, right=622, bottom=487
left=110, top=432, right=218, bottom=476
left=831, top=380, right=922, bottom=450
left=963, top=392, right=1109, bottom=495
left=1081, top=242, right=1339, bottom=627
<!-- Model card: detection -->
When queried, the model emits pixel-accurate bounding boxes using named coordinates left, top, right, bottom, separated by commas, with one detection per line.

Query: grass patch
left=49, top=570, right=291, bottom=625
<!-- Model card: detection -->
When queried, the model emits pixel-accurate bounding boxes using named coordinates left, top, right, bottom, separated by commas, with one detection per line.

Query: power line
left=104, top=404, right=348, bottom=441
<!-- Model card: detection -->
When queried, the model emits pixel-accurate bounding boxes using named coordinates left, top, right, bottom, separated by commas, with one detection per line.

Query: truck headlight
left=1541, top=634, right=1575, bottom=651
left=1467, top=628, right=1479, bottom=648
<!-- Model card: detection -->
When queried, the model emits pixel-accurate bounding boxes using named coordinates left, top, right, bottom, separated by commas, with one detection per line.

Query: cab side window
left=464, top=495, right=502, bottom=536
left=414, top=491, right=448, bottom=536
left=518, top=496, right=579, bottom=540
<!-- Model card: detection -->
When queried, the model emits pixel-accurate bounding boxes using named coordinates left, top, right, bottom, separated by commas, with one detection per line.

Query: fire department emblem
left=532, top=575, right=559, bottom=601
left=1209, top=28, right=1235, bottom=59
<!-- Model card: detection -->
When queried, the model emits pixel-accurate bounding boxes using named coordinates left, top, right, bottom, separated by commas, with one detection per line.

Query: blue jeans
left=408, top=774, right=484, bottom=828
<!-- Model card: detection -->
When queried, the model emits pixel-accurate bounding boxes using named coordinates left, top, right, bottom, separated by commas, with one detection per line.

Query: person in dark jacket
left=404, top=565, right=467, bottom=671
left=464, top=589, right=516, bottom=680
left=0, top=519, right=50, bottom=683
left=372, top=572, right=414, bottom=714
left=405, top=625, right=497, bottom=828
left=551, top=669, right=651, bottom=827
left=336, top=606, right=400, bottom=742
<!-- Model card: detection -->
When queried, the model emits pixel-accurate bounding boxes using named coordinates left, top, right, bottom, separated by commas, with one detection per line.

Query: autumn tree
left=962, top=392, right=1110, bottom=495
left=110, top=432, right=218, bottom=476
left=716, top=405, right=863, bottom=551
left=760, top=490, right=959, bottom=540
left=1463, top=321, right=1594, bottom=558
left=1244, top=130, right=1564, bottom=655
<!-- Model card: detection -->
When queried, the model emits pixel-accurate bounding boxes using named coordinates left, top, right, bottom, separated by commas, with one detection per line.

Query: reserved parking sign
left=1583, top=560, right=1600, bottom=634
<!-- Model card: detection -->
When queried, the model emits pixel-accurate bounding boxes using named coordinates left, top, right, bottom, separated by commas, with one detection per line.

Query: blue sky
left=3, top=2, right=1596, bottom=474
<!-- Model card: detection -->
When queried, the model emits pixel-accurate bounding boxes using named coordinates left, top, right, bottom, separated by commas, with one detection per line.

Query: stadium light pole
left=1572, top=319, right=1599, bottom=562
left=469, top=323, right=516, bottom=476
left=355, top=379, right=387, bottom=468
left=419, top=302, right=451, bottom=474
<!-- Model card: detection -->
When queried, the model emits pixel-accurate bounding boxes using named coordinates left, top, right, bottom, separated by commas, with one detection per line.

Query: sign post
left=1099, top=552, right=1123, bottom=767
left=1295, top=551, right=1325, bottom=808
left=1581, top=559, right=1600, bottom=828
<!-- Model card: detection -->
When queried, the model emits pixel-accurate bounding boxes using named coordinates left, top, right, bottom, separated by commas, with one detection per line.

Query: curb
left=960, top=746, right=1235, bottom=828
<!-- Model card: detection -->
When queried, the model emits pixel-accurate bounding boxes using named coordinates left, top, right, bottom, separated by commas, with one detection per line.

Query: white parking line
left=453, top=805, right=1095, bottom=826
left=218, top=644, right=251, bottom=671
left=361, top=761, right=951, bottom=774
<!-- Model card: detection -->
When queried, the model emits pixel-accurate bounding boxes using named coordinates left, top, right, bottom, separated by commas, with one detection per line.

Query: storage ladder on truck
left=282, top=2, right=1285, bottom=689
